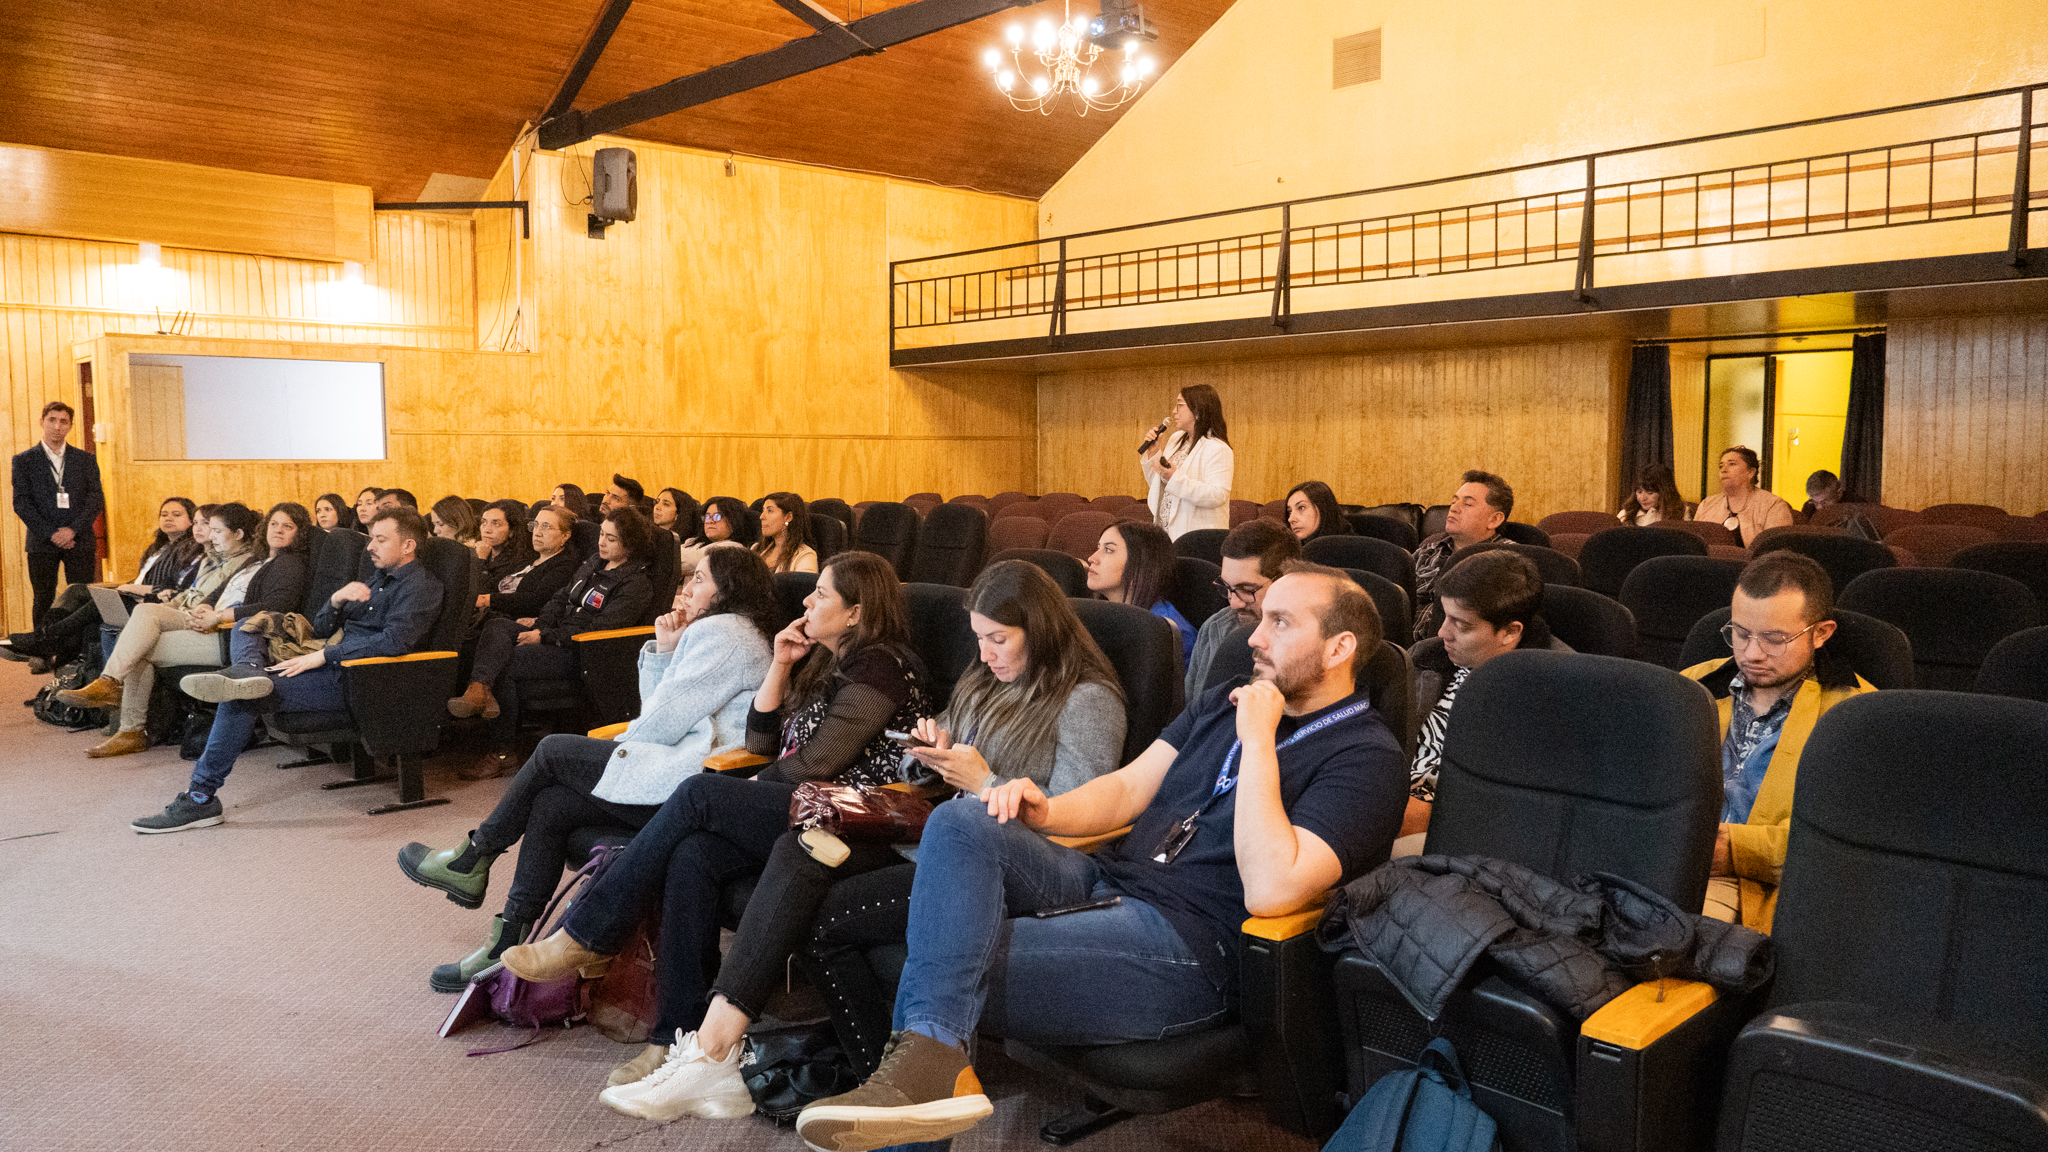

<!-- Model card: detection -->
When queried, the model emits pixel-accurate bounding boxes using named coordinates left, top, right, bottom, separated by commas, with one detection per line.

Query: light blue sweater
left=589, top=612, right=773, bottom=805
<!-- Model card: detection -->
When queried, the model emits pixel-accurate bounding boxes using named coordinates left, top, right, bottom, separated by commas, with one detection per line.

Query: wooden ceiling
left=0, top=0, right=1232, bottom=202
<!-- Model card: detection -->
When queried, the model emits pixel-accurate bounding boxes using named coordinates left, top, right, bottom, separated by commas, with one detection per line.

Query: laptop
left=88, top=584, right=137, bottom=627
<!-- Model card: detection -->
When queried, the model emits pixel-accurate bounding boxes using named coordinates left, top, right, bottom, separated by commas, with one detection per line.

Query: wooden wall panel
left=128, top=365, right=186, bottom=460
left=1883, top=313, right=2048, bottom=514
left=1036, top=341, right=1631, bottom=522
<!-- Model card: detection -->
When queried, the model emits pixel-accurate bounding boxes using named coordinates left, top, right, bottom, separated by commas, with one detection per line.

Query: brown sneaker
left=795, top=1031, right=992, bottom=1151
left=446, top=682, right=494, bottom=718
left=457, top=750, right=518, bottom=781
left=607, top=1042, right=671, bottom=1087
left=87, top=729, right=151, bottom=758
left=55, top=675, right=123, bottom=710
left=499, top=928, right=613, bottom=982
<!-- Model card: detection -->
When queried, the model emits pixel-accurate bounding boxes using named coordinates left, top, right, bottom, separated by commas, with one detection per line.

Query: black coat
left=12, top=443, right=103, bottom=554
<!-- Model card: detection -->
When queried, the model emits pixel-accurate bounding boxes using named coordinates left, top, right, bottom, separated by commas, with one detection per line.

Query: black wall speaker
left=593, top=147, right=637, bottom=223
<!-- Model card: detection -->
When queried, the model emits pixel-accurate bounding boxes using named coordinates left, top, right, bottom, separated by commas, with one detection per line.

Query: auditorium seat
left=1229, top=499, right=1260, bottom=527
left=1678, top=605, right=1915, bottom=689
left=810, top=498, right=855, bottom=535
left=1173, top=528, right=1228, bottom=566
left=1915, top=501, right=2009, bottom=530
left=993, top=499, right=1048, bottom=522
left=901, top=584, right=976, bottom=711
left=1343, top=568, right=1413, bottom=650
left=1948, top=540, right=2048, bottom=609
left=986, top=514, right=1050, bottom=555
left=1713, top=691, right=2048, bottom=1152
left=1067, top=598, right=1183, bottom=759
left=851, top=500, right=874, bottom=527
left=1537, top=510, right=1619, bottom=536
left=1048, top=510, right=1118, bottom=561
left=1977, top=626, right=2048, bottom=702
left=1090, top=494, right=1139, bottom=514
left=1444, top=540, right=1581, bottom=589
left=852, top=500, right=919, bottom=577
left=772, top=572, right=815, bottom=631
left=807, top=514, right=847, bottom=563
left=1357, top=503, right=1424, bottom=539
left=1540, top=584, right=1636, bottom=656
left=1619, top=555, right=1748, bottom=668
left=1811, top=502, right=1922, bottom=537
left=1167, top=556, right=1226, bottom=631
left=904, top=491, right=942, bottom=506
left=569, top=517, right=599, bottom=559
left=1995, top=513, right=2048, bottom=541
left=1303, top=535, right=1416, bottom=602
left=904, top=503, right=986, bottom=587
left=1260, top=498, right=1287, bottom=523
left=987, top=491, right=1032, bottom=514
left=1651, top=518, right=1742, bottom=549
left=1746, top=526, right=1896, bottom=592
left=1421, top=504, right=1448, bottom=539
left=984, top=548, right=1089, bottom=597
left=1493, top=521, right=1552, bottom=548
left=1843, top=568, right=2040, bottom=690
left=1037, top=493, right=1091, bottom=524
left=1113, top=503, right=1154, bottom=525
left=1344, top=511, right=1419, bottom=551
left=1546, top=532, right=1589, bottom=560
left=946, top=493, right=989, bottom=507
left=1709, top=544, right=1750, bottom=561
left=1577, top=525, right=1708, bottom=598
left=1883, top=523, right=1999, bottom=565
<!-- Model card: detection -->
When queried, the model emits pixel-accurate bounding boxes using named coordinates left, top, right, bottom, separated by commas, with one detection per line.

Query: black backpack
left=32, top=650, right=108, bottom=731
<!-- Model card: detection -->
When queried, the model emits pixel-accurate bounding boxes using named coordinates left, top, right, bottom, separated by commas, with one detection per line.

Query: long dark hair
left=482, top=499, right=535, bottom=564
left=1621, top=463, right=1686, bottom=521
left=313, top=493, right=357, bottom=532
left=1104, top=520, right=1177, bottom=611
left=431, top=495, right=480, bottom=544
left=755, top=491, right=811, bottom=574
left=950, top=561, right=1123, bottom=774
left=697, top=543, right=783, bottom=643
left=656, top=487, right=700, bottom=539
left=789, top=551, right=911, bottom=711
left=210, top=502, right=266, bottom=561
left=145, top=497, right=200, bottom=569
left=553, top=483, right=590, bottom=519
left=1180, top=384, right=1228, bottom=445
left=266, top=502, right=315, bottom=556
left=699, top=496, right=760, bottom=547
left=1286, top=480, right=1352, bottom=542
left=604, top=505, right=653, bottom=564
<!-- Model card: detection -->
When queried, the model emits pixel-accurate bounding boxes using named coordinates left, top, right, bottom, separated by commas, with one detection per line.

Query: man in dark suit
left=12, top=401, right=103, bottom=632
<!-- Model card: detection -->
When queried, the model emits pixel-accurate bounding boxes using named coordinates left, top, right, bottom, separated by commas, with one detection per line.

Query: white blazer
left=1142, top=431, right=1235, bottom=539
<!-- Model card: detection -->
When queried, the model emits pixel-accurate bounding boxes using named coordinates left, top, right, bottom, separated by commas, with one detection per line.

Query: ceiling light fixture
left=987, top=1, right=1156, bottom=117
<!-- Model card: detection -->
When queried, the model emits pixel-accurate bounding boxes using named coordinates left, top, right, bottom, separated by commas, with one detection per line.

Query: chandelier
left=983, top=3, right=1156, bottom=116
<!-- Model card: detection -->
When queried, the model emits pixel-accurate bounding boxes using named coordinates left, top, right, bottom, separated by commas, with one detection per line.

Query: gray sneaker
left=132, top=792, right=224, bottom=834
left=180, top=666, right=275, bottom=703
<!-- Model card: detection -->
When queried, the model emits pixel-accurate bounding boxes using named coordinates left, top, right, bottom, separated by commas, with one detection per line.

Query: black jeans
left=711, top=832, right=905, bottom=1021
left=27, top=548, right=95, bottom=633
left=562, top=772, right=800, bottom=1037
left=470, top=617, right=576, bottom=751
left=473, top=733, right=659, bottom=925
left=805, top=863, right=919, bottom=1075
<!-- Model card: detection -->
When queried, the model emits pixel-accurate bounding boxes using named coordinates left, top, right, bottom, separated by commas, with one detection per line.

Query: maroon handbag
left=789, top=782, right=934, bottom=842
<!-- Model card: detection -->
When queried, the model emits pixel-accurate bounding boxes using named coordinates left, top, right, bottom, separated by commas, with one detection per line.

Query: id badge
left=1152, top=815, right=1198, bottom=864
left=56, top=492, right=69, bottom=509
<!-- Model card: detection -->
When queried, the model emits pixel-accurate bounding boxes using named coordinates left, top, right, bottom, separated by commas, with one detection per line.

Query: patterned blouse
left=749, top=643, right=930, bottom=790
left=1408, top=666, right=1470, bottom=803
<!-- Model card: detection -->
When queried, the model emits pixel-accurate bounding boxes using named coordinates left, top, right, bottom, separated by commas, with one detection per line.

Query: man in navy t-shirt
left=798, top=563, right=1407, bottom=1151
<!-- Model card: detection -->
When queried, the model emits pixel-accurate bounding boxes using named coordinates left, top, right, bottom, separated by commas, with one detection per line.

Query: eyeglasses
left=704, top=511, right=725, bottom=522
left=1213, top=579, right=1265, bottom=604
left=1720, top=621, right=1819, bottom=656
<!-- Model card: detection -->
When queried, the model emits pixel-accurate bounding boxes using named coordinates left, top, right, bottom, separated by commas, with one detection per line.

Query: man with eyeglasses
left=1681, top=550, right=1874, bottom=933
left=1184, top=520, right=1299, bottom=701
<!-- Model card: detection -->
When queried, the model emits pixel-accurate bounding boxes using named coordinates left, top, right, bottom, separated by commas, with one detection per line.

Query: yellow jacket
left=1681, top=653, right=1875, bottom=933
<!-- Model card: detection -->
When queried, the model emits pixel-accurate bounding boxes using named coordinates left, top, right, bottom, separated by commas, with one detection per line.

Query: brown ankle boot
left=87, top=729, right=150, bottom=758
left=500, top=929, right=613, bottom=982
left=457, top=750, right=518, bottom=781
left=446, top=682, right=492, bottom=718
left=56, top=675, right=123, bottom=710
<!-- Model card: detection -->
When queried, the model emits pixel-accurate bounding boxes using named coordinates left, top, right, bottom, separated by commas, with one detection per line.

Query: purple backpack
left=459, top=845, right=620, bottom=1055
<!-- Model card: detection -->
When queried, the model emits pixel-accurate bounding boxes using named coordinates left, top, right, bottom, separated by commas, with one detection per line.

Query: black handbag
left=741, top=1020, right=861, bottom=1123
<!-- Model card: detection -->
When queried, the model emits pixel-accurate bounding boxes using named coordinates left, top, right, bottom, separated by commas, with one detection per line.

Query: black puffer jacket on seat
left=1316, top=854, right=1773, bottom=1022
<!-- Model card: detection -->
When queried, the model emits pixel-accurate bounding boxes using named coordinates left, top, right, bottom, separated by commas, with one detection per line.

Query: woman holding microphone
left=1138, top=384, right=1234, bottom=539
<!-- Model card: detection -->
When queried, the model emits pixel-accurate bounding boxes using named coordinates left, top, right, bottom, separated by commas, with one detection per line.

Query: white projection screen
left=126, top=353, right=387, bottom=461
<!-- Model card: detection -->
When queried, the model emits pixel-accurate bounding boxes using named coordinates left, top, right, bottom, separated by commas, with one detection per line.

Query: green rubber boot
left=397, top=834, right=500, bottom=909
left=429, top=914, right=528, bottom=993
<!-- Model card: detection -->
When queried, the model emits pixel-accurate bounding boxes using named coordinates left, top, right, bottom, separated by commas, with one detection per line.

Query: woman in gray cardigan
left=396, top=544, right=781, bottom=991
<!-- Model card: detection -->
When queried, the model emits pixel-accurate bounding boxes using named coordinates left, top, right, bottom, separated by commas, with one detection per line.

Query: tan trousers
left=106, top=603, right=225, bottom=732
left=1702, top=876, right=1742, bottom=924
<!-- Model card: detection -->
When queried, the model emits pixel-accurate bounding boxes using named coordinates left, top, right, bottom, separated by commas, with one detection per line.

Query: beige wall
left=1884, top=313, right=2048, bottom=514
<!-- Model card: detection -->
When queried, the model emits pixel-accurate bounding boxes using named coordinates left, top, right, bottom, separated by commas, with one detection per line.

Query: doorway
left=1700, top=350, right=1854, bottom=506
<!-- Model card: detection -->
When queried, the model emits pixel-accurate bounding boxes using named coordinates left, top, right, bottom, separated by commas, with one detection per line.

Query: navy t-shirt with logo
left=1096, top=681, right=1408, bottom=994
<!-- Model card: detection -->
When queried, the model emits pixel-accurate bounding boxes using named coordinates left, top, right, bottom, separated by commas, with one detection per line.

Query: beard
left=1254, top=646, right=1325, bottom=703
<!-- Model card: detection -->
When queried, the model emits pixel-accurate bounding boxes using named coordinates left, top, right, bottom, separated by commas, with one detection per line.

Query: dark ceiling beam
left=538, top=0, right=1033, bottom=151
left=541, top=0, right=639, bottom=125
left=770, top=0, right=878, bottom=56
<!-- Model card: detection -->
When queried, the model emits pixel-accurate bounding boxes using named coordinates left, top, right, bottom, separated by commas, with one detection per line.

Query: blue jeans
left=188, top=651, right=348, bottom=796
left=893, top=798, right=1227, bottom=1053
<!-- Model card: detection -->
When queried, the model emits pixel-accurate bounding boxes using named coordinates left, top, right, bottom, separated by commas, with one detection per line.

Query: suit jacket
left=12, top=443, right=103, bottom=554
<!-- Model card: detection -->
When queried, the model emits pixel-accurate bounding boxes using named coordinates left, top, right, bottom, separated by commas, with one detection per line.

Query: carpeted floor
left=0, top=660, right=1317, bottom=1152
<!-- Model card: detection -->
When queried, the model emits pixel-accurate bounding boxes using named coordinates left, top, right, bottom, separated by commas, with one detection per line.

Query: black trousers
left=27, top=547, right=95, bottom=633
left=805, top=863, right=920, bottom=1075
left=472, top=733, right=660, bottom=925
left=471, top=616, right=576, bottom=751
left=711, top=832, right=904, bottom=1022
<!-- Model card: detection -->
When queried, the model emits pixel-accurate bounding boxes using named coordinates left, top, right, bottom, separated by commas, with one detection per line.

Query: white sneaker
left=599, top=1029, right=756, bottom=1121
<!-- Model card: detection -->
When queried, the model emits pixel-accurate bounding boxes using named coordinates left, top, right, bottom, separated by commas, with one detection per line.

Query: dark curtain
left=1841, top=333, right=1886, bottom=502
left=1619, top=344, right=1674, bottom=507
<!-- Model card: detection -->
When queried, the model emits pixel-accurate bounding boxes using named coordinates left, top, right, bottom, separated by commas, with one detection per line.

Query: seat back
left=985, top=548, right=1089, bottom=597
left=1037, top=493, right=1090, bottom=524
left=772, top=572, right=817, bottom=631
left=1949, top=540, right=2048, bottom=610
left=808, top=515, right=847, bottom=563
left=1651, top=518, right=1741, bottom=550
left=987, top=512, right=1049, bottom=555
left=1445, top=540, right=1582, bottom=589
left=1421, top=504, right=1449, bottom=539
left=1540, top=584, right=1636, bottom=657
left=305, top=527, right=367, bottom=615
left=1576, top=525, right=1708, bottom=598
left=643, top=526, right=681, bottom=622
left=1538, top=511, right=1620, bottom=536
left=414, top=537, right=478, bottom=654
left=1229, top=499, right=1261, bottom=526
left=810, top=498, right=855, bottom=534
left=902, top=583, right=975, bottom=714
left=1174, top=528, right=1228, bottom=565
left=906, top=503, right=987, bottom=587
left=1769, top=691, right=2048, bottom=1044
left=1678, top=606, right=1917, bottom=690
left=853, top=502, right=920, bottom=578
left=1048, top=511, right=1118, bottom=561
left=569, top=518, right=600, bottom=560
left=1811, top=501, right=1922, bottom=537
left=1345, top=512, right=1419, bottom=551
left=1342, top=568, right=1413, bottom=650
left=1303, top=535, right=1415, bottom=600
left=1168, top=556, right=1226, bottom=630
left=1090, top=494, right=1139, bottom=514
left=1545, top=532, right=1590, bottom=560
left=1070, top=598, right=1180, bottom=761
left=1358, top=502, right=1424, bottom=537
left=992, top=498, right=1046, bottom=522
left=1494, top=521, right=1551, bottom=549
left=1619, top=555, right=1747, bottom=669
left=1839, top=568, right=2040, bottom=690
left=1977, top=626, right=2048, bottom=702
left=1883, top=523, right=1999, bottom=566
left=1747, top=526, right=1896, bottom=592
left=1916, top=502, right=2010, bottom=530
left=1113, top=503, right=1154, bottom=525
left=1260, top=498, right=1288, bottom=523
left=987, top=491, right=1032, bottom=515
left=1426, top=650, right=1721, bottom=909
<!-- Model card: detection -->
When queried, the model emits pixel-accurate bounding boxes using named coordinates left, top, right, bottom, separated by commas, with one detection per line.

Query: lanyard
left=1153, top=698, right=1372, bottom=864
left=45, top=447, right=65, bottom=492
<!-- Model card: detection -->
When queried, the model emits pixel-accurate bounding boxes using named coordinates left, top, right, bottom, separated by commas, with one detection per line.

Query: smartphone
left=1032, top=895, right=1121, bottom=919
left=885, top=729, right=934, bottom=749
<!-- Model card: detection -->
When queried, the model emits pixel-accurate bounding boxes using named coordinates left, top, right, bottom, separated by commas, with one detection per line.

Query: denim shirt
left=1720, top=670, right=1807, bottom=824
left=312, top=559, right=443, bottom=665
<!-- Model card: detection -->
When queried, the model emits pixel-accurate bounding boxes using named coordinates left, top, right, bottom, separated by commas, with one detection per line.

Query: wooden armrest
left=1241, top=890, right=1330, bottom=941
left=704, top=750, right=771, bottom=772
left=588, top=721, right=630, bottom=740
left=340, top=650, right=457, bottom=668
left=1579, top=979, right=1720, bottom=1050
left=574, top=626, right=655, bottom=643
left=882, top=780, right=954, bottom=799
left=1047, top=825, right=1132, bottom=853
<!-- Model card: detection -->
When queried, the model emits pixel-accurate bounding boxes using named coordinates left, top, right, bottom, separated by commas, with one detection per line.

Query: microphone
left=1137, top=416, right=1171, bottom=455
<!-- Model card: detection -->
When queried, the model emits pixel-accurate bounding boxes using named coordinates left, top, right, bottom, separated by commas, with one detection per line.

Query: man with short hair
left=1183, top=519, right=1301, bottom=700
left=794, top=565, right=1406, bottom=1150
left=605, top=474, right=646, bottom=515
left=1413, top=470, right=1512, bottom=636
left=1402, top=550, right=1569, bottom=849
left=131, top=508, right=444, bottom=833
left=1799, top=469, right=1862, bottom=519
left=375, top=488, right=419, bottom=512
left=1683, top=550, right=1874, bottom=932
left=11, top=401, right=103, bottom=633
